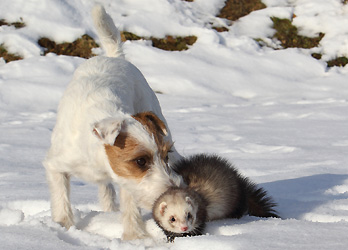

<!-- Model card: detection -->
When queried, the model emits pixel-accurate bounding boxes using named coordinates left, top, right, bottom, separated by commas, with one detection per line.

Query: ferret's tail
left=243, top=178, right=280, bottom=218
left=92, top=5, right=124, bottom=58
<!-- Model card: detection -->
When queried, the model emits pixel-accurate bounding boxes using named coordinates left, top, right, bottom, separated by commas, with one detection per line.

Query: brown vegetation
left=0, top=19, right=25, bottom=29
left=0, top=19, right=25, bottom=62
left=38, top=34, right=99, bottom=58
left=271, top=17, right=324, bottom=49
left=0, top=45, right=23, bottom=63
left=327, top=57, right=348, bottom=67
left=122, top=31, right=197, bottom=51
left=218, top=0, right=266, bottom=21
left=1, top=3, right=347, bottom=67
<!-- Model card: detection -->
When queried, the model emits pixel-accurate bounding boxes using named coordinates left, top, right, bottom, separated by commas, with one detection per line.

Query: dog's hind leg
left=120, top=188, right=149, bottom=240
left=46, top=170, right=74, bottom=229
left=98, top=183, right=118, bottom=212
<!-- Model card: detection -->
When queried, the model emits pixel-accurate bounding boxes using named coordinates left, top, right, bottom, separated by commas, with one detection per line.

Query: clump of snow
left=0, top=208, right=24, bottom=226
left=292, top=0, right=348, bottom=60
left=1, top=0, right=348, bottom=249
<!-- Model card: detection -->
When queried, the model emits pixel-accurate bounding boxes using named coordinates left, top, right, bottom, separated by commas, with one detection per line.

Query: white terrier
left=43, top=5, right=182, bottom=240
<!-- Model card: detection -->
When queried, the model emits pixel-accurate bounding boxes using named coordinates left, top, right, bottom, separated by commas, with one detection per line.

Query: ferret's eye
left=136, top=158, right=146, bottom=167
left=170, top=216, right=176, bottom=222
left=187, top=213, right=192, bottom=220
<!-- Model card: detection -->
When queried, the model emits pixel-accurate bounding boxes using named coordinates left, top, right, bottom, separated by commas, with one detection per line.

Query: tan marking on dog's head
left=132, top=112, right=173, bottom=164
left=103, top=112, right=173, bottom=183
left=105, top=132, right=154, bottom=180
left=133, top=111, right=167, bottom=135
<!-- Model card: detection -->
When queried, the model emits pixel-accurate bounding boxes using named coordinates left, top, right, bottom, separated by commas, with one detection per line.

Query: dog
left=43, top=5, right=183, bottom=240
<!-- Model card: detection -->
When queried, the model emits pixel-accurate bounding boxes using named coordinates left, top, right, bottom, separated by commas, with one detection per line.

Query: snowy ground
left=1, top=0, right=348, bottom=249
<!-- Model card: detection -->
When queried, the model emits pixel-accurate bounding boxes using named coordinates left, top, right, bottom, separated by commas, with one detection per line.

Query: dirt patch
left=151, top=35, right=197, bottom=51
left=0, top=44, right=23, bottom=63
left=1, top=4, right=345, bottom=68
left=255, top=17, right=348, bottom=67
left=122, top=31, right=142, bottom=41
left=37, top=31, right=197, bottom=59
left=218, top=0, right=266, bottom=21
left=38, top=34, right=99, bottom=58
left=0, top=19, right=25, bottom=29
left=271, top=17, right=324, bottom=49
left=212, top=26, right=229, bottom=32
left=327, top=57, right=348, bottom=67
left=122, top=31, right=197, bottom=51
left=314, top=53, right=348, bottom=68
left=0, top=19, right=25, bottom=63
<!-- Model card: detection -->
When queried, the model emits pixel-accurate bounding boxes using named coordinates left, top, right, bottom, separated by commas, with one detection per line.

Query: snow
left=1, top=0, right=348, bottom=249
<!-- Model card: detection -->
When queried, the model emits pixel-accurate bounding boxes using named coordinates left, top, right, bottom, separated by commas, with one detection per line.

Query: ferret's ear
left=185, top=196, right=193, bottom=207
left=93, top=118, right=125, bottom=145
left=159, top=201, right=167, bottom=216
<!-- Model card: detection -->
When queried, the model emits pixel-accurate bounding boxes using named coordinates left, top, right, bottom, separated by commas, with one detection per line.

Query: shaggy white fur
left=43, top=5, right=182, bottom=240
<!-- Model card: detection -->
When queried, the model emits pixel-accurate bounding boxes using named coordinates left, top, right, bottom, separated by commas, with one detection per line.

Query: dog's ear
left=132, top=112, right=168, bottom=136
left=93, top=118, right=124, bottom=145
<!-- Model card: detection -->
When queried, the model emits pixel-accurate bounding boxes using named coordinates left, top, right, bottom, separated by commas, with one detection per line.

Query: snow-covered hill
left=1, top=0, right=348, bottom=249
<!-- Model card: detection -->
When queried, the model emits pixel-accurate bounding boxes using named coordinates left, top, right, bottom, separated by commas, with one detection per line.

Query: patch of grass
left=271, top=17, right=324, bottom=49
left=11, top=21, right=25, bottom=29
left=327, top=57, right=348, bottom=67
left=0, top=19, right=25, bottom=29
left=212, top=26, right=229, bottom=32
left=0, top=20, right=7, bottom=26
left=37, top=31, right=196, bottom=59
left=122, top=31, right=142, bottom=41
left=218, top=0, right=266, bottom=21
left=0, top=44, right=23, bottom=63
left=310, top=49, right=348, bottom=68
left=311, top=53, right=322, bottom=60
left=38, top=34, right=99, bottom=58
left=0, top=19, right=25, bottom=63
left=122, top=31, right=197, bottom=51
left=151, top=35, right=197, bottom=51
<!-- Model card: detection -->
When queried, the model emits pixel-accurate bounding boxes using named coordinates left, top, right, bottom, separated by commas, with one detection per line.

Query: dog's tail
left=92, top=5, right=124, bottom=58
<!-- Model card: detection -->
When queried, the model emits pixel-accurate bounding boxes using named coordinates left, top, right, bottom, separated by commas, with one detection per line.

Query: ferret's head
left=153, top=188, right=198, bottom=234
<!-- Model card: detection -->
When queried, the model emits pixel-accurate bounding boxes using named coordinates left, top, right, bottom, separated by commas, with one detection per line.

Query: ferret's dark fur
left=153, top=154, right=279, bottom=242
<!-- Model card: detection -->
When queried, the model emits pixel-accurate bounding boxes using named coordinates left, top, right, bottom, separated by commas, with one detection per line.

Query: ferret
left=152, top=154, right=279, bottom=242
left=152, top=187, right=207, bottom=242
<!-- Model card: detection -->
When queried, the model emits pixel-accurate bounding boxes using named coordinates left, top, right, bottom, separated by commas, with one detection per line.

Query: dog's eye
left=136, top=158, right=147, bottom=167
left=170, top=216, right=176, bottom=223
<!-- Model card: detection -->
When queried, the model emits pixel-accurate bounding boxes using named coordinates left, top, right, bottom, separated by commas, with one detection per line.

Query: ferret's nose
left=181, top=226, right=188, bottom=232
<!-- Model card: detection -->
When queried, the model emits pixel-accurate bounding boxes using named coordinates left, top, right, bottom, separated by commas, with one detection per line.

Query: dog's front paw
left=56, top=216, right=74, bottom=230
left=122, top=229, right=150, bottom=241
